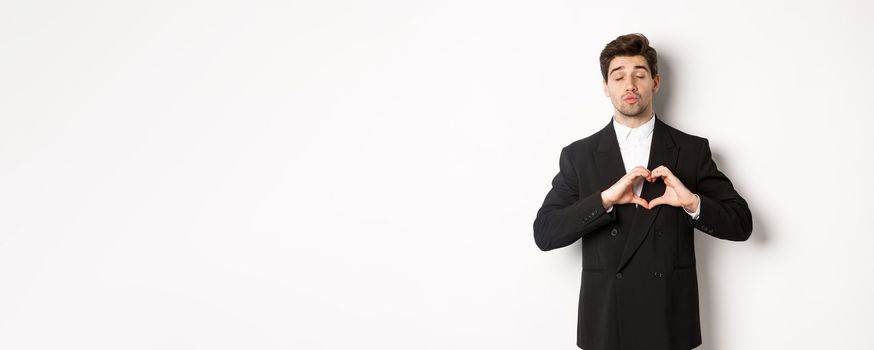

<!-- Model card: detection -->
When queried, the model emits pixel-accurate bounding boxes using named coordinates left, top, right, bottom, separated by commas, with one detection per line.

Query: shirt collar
left=613, top=113, right=656, bottom=144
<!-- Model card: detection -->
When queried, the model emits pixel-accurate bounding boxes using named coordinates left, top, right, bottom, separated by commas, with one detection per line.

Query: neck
left=613, top=110, right=655, bottom=128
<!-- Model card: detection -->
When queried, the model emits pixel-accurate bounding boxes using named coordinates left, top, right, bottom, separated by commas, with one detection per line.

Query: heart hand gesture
left=601, top=165, right=700, bottom=212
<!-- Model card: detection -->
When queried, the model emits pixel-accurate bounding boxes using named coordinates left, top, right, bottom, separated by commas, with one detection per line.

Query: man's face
left=603, top=55, right=660, bottom=118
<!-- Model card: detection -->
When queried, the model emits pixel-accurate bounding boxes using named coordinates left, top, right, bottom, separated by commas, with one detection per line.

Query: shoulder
left=563, top=134, right=598, bottom=154
left=561, top=123, right=611, bottom=155
left=660, top=118, right=709, bottom=148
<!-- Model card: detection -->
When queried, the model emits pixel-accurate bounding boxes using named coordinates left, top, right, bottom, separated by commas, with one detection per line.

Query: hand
left=645, top=165, right=699, bottom=211
left=600, top=166, right=651, bottom=209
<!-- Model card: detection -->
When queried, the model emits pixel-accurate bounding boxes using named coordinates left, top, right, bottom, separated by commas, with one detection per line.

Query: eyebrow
left=609, top=65, right=651, bottom=75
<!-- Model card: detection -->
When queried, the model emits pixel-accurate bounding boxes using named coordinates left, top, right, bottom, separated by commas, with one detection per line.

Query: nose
left=624, top=80, right=637, bottom=92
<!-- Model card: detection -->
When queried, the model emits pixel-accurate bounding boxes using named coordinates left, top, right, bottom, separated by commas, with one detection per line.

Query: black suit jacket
left=533, top=116, right=752, bottom=350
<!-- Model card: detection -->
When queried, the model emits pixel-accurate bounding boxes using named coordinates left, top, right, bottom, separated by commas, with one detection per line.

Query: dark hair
left=599, top=33, right=658, bottom=81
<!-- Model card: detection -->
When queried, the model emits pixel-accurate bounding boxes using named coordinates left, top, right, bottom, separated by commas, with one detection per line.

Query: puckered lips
left=623, top=93, right=639, bottom=104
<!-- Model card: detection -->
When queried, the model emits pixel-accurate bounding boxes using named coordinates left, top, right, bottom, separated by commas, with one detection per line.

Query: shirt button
left=616, top=273, right=623, bottom=279
left=610, top=228, right=618, bottom=236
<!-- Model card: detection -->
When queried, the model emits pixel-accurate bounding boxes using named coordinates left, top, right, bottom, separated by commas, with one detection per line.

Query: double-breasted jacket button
left=610, top=228, right=618, bottom=236
left=654, top=271, right=663, bottom=278
left=615, top=273, right=623, bottom=279
left=655, top=230, right=662, bottom=237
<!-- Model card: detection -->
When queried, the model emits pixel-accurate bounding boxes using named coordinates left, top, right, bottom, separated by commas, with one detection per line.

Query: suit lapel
left=615, top=116, right=678, bottom=272
left=594, top=119, right=627, bottom=193
left=591, top=115, right=680, bottom=271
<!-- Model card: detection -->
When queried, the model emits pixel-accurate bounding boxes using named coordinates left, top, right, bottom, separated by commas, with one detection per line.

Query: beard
left=613, top=99, right=649, bottom=118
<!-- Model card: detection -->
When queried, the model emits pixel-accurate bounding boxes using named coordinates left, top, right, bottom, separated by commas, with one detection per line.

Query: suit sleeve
left=533, top=146, right=617, bottom=251
left=687, top=139, right=753, bottom=241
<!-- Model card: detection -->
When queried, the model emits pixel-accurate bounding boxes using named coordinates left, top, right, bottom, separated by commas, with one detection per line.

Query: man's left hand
left=645, top=165, right=700, bottom=212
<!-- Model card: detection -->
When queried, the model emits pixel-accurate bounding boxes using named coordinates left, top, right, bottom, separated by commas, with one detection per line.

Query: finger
left=648, top=196, right=665, bottom=209
left=650, top=168, right=671, bottom=182
left=630, top=167, right=650, bottom=177
left=625, top=168, right=649, bottom=182
left=655, top=169, right=681, bottom=186
left=650, top=167, right=664, bottom=177
left=635, top=168, right=652, bottom=180
left=655, top=166, right=674, bottom=178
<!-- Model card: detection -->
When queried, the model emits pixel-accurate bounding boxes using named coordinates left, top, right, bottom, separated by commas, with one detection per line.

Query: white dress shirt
left=605, top=114, right=700, bottom=220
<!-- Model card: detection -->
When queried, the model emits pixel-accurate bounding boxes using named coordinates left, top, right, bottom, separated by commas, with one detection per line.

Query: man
left=533, top=33, right=753, bottom=350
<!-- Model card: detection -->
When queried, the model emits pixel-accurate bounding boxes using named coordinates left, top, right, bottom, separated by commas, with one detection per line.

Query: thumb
left=647, top=196, right=665, bottom=209
left=631, top=196, right=649, bottom=208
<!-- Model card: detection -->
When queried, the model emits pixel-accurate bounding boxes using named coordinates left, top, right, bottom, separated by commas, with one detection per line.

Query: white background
left=1, top=0, right=873, bottom=349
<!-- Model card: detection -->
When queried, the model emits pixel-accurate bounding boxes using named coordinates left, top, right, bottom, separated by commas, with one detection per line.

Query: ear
left=652, top=74, right=661, bottom=93
left=603, top=80, right=609, bottom=97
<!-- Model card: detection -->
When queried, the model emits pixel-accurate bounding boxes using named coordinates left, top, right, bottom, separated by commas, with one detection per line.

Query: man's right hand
left=600, top=166, right=651, bottom=209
